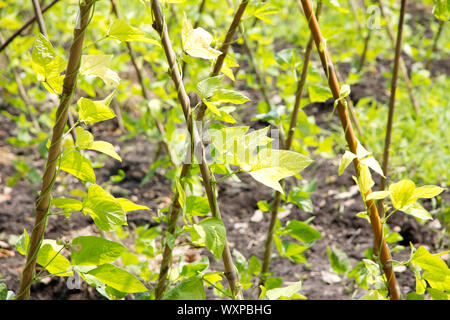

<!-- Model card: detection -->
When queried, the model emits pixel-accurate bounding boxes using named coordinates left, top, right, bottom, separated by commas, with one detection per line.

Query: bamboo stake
left=425, top=20, right=445, bottom=70
left=31, top=0, right=48, bottom=36
left=151, top=0, right=242, bottom=300
left=0, top=0, right=60, bottom=53
left=379, top=0, right=407, bottom=192
left=17, top=0, right=95, bottom=300
left=299, top=0, right=401, bottom=300
left=378, top=0, right=419, bottom=114
left=31, top=0, right=77, bottom=143
left=258, top=0, right=323, bottom=291
left=196, top=0, right=249, bottom=120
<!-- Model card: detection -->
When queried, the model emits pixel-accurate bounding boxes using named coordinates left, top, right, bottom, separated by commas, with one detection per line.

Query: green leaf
left=412, top=246, right=450, bottom=291
left=308, top=83, right=333, bottom=102
left=59, top=147, right=96, bottom=183
left=77, top=96, right=117, bottom=124
left=400, top=202, right=433, bottom=221
left=365, top=191, right=391, bottom=201
left=52, top=198, right=83, bottom=211
left=116, top=198, right=150, bottom=212
left=327, top=246, right=351, bottom=275
left=389, top=179, right=416, bottom=209
left=211, top=89, right=250, bottom=104
left=37, top=240, right=73, bottom=276
left=285, top=220, right=322, bottom=243
left=163, top=277, right=205, bottom=300
left=87, top=263, right=148, bottom=293
left=412, top=185, right=445, bottom=199
left=80, top=55, right=120, bottom=87
left=75, top=126, right=94, bottom=149
left=356, top=164, right=374, bottom=195
left=196, top=75, right=224, bottom=99
left=265, top=281, right=303, bottom=300
left=32, top=34, right=55, bottom=67
left=82, top=184, right=127, bottom=231
left=180, top=258, right=209, bottom=277
left=356, top=142, right=384, bottom=177
left=338, top=150, right=356, bottom=176
left=186, top=196, right=210, bottom=216
left=190, top=217, right=226, bottom=259
left=71, top=236, right=126, bottom=266
left=181, top=15, right=221, bottom=60
left=107, top=19, right=160, bottom=46
left=89, top=141, right=122, bottom=162
left=246, top=149, right=313, bottom=194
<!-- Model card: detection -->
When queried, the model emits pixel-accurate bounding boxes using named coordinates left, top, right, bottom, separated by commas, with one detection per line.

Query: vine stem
left=151, top=0, right=243, bottom=300
left=425, top=20, right=445, bottom=71
left=17, top=0, right=95, bottom=300
left=0, top=0, right=61, bottom=53
left=258, top=0, right=323, bottom=293
left=299, top=0, right=401, bottom=300
left=31, top=0, right=48, bottom=36
left=378, top=0, right=420, bottom=114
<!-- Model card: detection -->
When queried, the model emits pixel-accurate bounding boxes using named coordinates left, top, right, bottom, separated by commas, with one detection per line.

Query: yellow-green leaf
left=107, top=19, right=160, bottom=46
left=365, top=191, right=391, bottom=201
left=412, top=185, right=445, bottom=200
left=89, top=141, right=121, bottom=162
left=389, top=179, right=416, bottom=209
left=59, top=148, right=96, bottom=183
left=77, top=97, right=116, bottom=124
left=401, top=202, right=433, bottom=221
left=117, top=198, right=150, bottom=212
left=247, top=149, right=313, bottom=194
left=182, top=15, right=222, bottom=60
left=80, top=55, right=120, bottom=87
left=338, top=150, right=356, bottom=175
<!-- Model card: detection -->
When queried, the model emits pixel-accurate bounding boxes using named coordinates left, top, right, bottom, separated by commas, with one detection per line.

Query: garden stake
left=196, top=0, right=250, bottom=121
left=0, top=0, right=61, bottom=53
left=154, top=0, right=249, bottom=300
left=378, top=0, right=420, bottom=114
left=151, top=0, right=243, bottom=300
left=110, top=0, right=175, bottom=163
left=17, top=0, right=95, bottom=300
left=380, top=0, right=407, bottom=193
left=299, top=0, right=401, bottom=300
left=31, top=0, right=48, bottom=37
left=258, top=0, right=323, bottom=292
left=425, top=20, right=445, bottom=70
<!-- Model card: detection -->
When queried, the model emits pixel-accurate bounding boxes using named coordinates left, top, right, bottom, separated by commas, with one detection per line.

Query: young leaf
left=327, top=246, right=351, bottom=275
left=308, top=83, right=333, bottom=103
left=400, top=202, right=433, bottom=221
left=116, top=198, right=150, bottom=212
left=191, top=217, right=226, bottom=260
left=59, top=147, right=96, bottom=183
left=181, top=15, right=221, bottom=60
left=37, top=240, right=73, bottom=277
left=107, top=19, right=160, bottom=46
left=71, top=236, right=127, bottom=266
left=246, top=149, right=313, bottom=194
left=338, top=150, right=357, bottom=175
left=388, top=179, right=416, bottom=209
left=186, top=196, right=210, bottom=216
left=412, top=185, right=445, bottom=200
left=82, top=184, right=127, bottom=232
left=75, top=126, right=94, bottom=149
left=52, top=198, right=83, bottom=212
left=365, top=191, right=391, bottom=201
left=285, top=220, right=322, bottom=243
left=265, top=281, right=303, bottom=300
left=80, top=55, right=120, bottom=87
left=77, top=97, right=116, bottom=124
left=211, top=89, right=250, bottom=104
left=87, top=263, right=148, bottom=293
left=196, top=75, right=224, bottom=99
left=162, top=277, right=205, bottom=300
left=89, top=141, right=122, bottom=162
